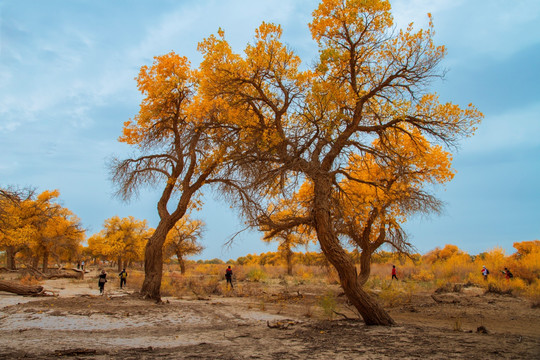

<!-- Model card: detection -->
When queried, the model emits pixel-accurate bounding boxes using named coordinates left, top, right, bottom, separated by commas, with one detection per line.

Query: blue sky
left=1, top=0, right=539, bottom=260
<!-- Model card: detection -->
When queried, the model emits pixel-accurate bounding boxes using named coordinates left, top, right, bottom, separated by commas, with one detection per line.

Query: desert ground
left=0, top=269, right=539, bottom=359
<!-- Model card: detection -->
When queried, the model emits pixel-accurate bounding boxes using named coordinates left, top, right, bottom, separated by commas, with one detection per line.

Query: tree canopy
left=193, top=0, right=482, bottom=324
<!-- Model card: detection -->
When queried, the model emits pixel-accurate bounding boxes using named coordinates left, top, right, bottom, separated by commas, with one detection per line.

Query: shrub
left=19, top=274, right=41, bottom=286
left=246, top=268, right=267, bottom=282
left=318, top=291, right=337, bottom=319
left=410, top=268, right=435, bottom=282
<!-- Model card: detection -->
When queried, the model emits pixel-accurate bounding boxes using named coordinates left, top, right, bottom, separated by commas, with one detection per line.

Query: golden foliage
left=87, top=216, right=150, bottom=264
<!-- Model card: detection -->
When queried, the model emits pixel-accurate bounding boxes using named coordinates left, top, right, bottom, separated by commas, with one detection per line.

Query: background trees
left=0, top=188, right=84, bottom=271
left=87, top=216, right=150, bottom=270
left=0, top=188, right=35, bottom=269
left=164, top=215, right=204, bottom=274
left=196, top=0, right=482, bottom=325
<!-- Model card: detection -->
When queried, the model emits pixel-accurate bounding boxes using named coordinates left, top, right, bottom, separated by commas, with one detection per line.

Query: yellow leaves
left=89, top=215, right=149, bottom=261
left=36, top=189, right=60, bottom=203
left=0, top=189, right=84, bottom=264
left=163, top=215, right=204, bottom=259
left=120, top=51, right=197, bottom=147
left=310, top=0, right=393, bottom=53
left=254, top=22, right=283, bottom=41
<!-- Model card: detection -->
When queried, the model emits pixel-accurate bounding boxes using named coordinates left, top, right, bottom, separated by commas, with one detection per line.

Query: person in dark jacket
left=98, top=270, right=107, bottom=295
left=118, top=268, right=128, bottom=289
left=225, top=266, right=233, bottom=289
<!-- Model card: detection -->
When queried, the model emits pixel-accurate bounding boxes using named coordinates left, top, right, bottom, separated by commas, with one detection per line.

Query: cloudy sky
left=1, top=0, right=539, bottom=260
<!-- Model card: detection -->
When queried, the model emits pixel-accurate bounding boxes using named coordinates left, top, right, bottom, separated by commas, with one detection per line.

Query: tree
left=259, top=189, right=315, bottom=275
left=35, top=209, right=84, bottom=272
left=110, top=52, right=234, bottom=300
left=0, top=189, right=83, bottom=271
left=164, top=215, right=204, bottom=274
left=0, top=187, right=35, bottom=269
left=101, top=216, right=150, bottom=271
left=21, top=190, right=84, bottom=272
left=197, top=0, right=482, bottom=325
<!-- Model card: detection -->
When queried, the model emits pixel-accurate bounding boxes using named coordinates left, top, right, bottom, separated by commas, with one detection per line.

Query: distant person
left=225, top=266, right=233, bottom=289
left=502, top=267, right=513, bottom=280
left=98, top=270, right=107, bottom=295
left=118, top=268, right=128, bottom=289
left=77, top=261, right=81, bottom=270
left=81, top=260, right=85, bottom=271
left=391, top=265, right=398, bottom=280
left=481, top=265, right=489, bottom=280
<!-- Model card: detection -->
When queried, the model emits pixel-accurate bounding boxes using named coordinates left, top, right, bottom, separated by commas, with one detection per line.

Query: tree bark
left=6, top=246, right=16, bottom=270
left=313, top=178, right=394, bottom=326
left=117, top=256, right=123, bottom=273
left=177, top=253, right=186, bottom=275
left=140, top=220, right=172, bottom=300
left=32, top=255, right=39, bottom=269
left=285, top=248, right=293, bottom=276
left=0, top=279, right=43, bottom=295
left=42, top=250, right=49, bottom=274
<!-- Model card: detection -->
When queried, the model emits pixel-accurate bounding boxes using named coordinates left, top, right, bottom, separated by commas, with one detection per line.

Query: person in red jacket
left=391, top=265, right=398, bottom=280
left=225, top=266, right=234, bottom=289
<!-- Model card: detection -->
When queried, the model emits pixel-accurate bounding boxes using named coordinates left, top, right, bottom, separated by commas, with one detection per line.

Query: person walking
left=98, top=270, right=107, bottom=295
left=81, top=260, right=85, bottom=271
left=118, top=268, right=128, bottom=289
left=502, top=267, right=513, bottom=280
left=481, top=265, right=489, bottom=280
left=225, top=265, right=234, bottom=289
left=391, top=265, right=398, bottom=280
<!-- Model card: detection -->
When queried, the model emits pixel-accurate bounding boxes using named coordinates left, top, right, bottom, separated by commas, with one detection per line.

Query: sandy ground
left=0, top=272, right=539, bottom=359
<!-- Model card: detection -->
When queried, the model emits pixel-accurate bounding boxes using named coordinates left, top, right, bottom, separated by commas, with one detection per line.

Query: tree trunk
left=42, top=250, right=49, bottom=274
left=286, top=248, right=293, bottom=276
left=140, top=220, right=172, bottom=300
left=6, top=246, right=16, bottom=270
left=358, top=248, right=372, bottom=286
left=117, top=256, right=123, bottom=273
left=313, top=179, right=394, bottom=326
left=32, top=256, right=39, bottom=269
left=0, top=279, right=43, bottom=295
left=177, top=253, right=186, bottom=275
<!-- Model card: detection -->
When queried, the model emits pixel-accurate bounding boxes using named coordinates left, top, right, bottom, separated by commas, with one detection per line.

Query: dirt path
left=0, top=277, right=539, bottom=359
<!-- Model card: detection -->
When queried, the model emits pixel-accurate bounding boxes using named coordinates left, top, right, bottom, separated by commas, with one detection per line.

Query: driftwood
left=0, top=279, right=44, bottom=295
left=266, top=320, right=299, bottom=330
left=24, top=267, right=84, bottom=280
left=431, top=294, right=460, bottom=304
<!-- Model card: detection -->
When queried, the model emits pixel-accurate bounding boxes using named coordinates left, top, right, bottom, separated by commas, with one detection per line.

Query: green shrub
left=246, top=268, right=267, bottom=282
left=318, top=291, right=337, bottom=319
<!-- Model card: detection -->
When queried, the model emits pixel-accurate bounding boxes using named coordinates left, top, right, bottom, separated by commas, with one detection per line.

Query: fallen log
left=0, top=279, right=44, bottom=295
left=23, top=267, right=84, bottom=280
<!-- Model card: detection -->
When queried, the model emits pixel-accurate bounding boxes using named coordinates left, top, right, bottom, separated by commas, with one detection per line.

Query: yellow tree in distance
left=88, top=216, right=150, bottom=271
left=0, top=188, right=36, bottom=269
left=0, top=188, right=84, bottom=271
left=164, top=215, right=204, bottom=274
left=259, top=187, right=316, bottom=276
left=195, top=0, right=482, bottom=325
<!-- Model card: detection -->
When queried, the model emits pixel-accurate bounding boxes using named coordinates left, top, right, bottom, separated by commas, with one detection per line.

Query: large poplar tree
left=110, top=52, right=234, bottom=300
left=197, top=0, right=482, bottom=325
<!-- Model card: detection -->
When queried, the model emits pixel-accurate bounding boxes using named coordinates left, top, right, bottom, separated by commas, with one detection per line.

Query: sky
left=1, top=0, right=539, bottom=261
